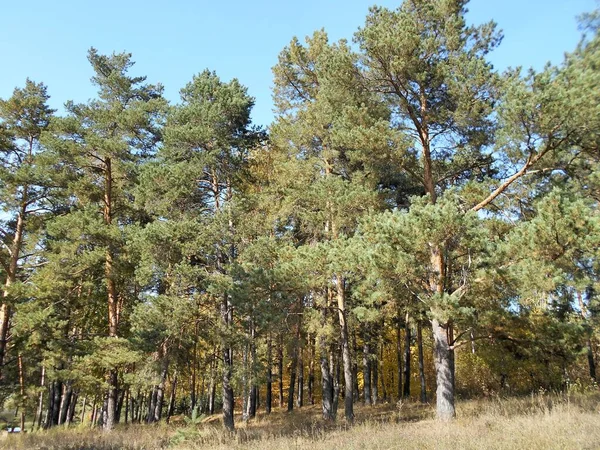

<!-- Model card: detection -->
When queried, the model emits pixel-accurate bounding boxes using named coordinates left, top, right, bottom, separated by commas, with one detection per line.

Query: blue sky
left=0, top=0, right=596, bottom=127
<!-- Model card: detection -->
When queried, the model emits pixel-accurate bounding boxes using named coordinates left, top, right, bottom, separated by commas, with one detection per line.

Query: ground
left=2, top=393, right=600, bottom=449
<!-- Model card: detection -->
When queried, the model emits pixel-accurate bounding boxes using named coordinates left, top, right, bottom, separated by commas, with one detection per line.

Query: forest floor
left=2, top=393, right=600, bottom=450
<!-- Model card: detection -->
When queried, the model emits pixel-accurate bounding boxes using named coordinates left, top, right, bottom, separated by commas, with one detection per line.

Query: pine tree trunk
left=432, top=318, right=455, bottom=420
left=278, top=337, right=284, bottom=408
left=336, top=276, right=354, bottom=423
left=308, top=334, right=315, bottom=405
left=66, top=392, right=78, bottom=426
left=429, top=235, right=456, bottom=419
left=417, top=321, right=427, bottom=403
left=332, top=351, right=340, bottom=417
left=80, top=396, right=87, bottom=425
left=208, top=367, right=216, bottom=415
left=249, top=325, right=257, bottom=418
left=147, top=387, right=157, bottom=423
left=319, top=316, right=334, bottom=420
left=104, top=157, right=119, bottom=431
left=115, top=389, right=125, bottom=423
left=577, top=291, right=597, bottom=382
left=136, top=392, right=143, bottom=423
left=43, top=382, right=53, bottom=429
left=297, top=343, right=304, bottom=408
left=124, top=390, right=129, bottom=425
left=90, top=402, right=97, bottom=428
left=0, top=197, right=27, bottom=379
left=287, top=327, right=299, bottom=412
left=396, top=319, right=403, bottom=400
left=586, top=338, right=597, bottom=382
left=190, top=325, right=198, bottom=412
left=167, top=372, right=177, bottom=424
left=379, top=343, right=388, bottom=402
left=221, top=295, right=235, bottom=431
left=58, top=381, right=72, bottom=425
left=403, top=314, right=411, bottom=399
left=363, top=338, right=371, bottom=405
left=353, top=360, right=360, bottom=402
left=372, top=352, right=379, bottom=406
left=0, top=302, right=11, bottom=381
left=266, top=334, right=272, bottom=414
left=402, top=313, right=411, bottom=398
left=35, top=367, right=46, bottom=430
left=154, top=356, right=169, bottom=422
left=52, top=381, right=62, bottom=427
left=18, top=353, right=25, bottom=431
left=242, top=342, right=250, bottom=422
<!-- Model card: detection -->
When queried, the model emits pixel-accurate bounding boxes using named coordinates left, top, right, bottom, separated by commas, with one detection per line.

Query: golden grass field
left=3, top=393, right=600, bottom=450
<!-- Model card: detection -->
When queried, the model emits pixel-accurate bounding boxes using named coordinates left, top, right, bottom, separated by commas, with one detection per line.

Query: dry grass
left=3, top=394, right=600, bottom=450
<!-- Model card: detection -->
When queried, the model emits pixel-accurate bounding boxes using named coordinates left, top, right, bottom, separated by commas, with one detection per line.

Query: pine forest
left=1, top=1, right=600, bottom=448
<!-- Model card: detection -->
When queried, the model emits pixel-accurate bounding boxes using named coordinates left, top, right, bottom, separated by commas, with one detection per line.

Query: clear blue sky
left=0, top=0, right=596, bottom=127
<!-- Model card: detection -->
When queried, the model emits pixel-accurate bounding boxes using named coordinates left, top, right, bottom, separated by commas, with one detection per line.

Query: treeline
left=0, top=0, right=599, bottom=433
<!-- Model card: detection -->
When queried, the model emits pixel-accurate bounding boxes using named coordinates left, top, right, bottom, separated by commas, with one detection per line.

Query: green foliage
left=1, top=0, right=600, bottom=434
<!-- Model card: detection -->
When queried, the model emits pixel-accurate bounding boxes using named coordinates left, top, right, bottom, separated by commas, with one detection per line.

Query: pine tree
left=271, top=30, right=392, bottom=423
left=138, top=70, right=261, bottom=430
left=0, top=80, right=55, bottom=379
left=42, top=49, right=166, bottom=430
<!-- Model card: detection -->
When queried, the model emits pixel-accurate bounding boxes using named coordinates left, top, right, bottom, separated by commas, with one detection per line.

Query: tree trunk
left=124, top=390, right=129, bottom=425
left=136, top=392, right=143, bottom=423
left=266, top=334, right=272, bottom=414
left=154, top=355, right=169, bottom=422
left=332, top=350, right=340, bottom=418
left=35, top=366, right=46, bottom=430
left=336, top=276, right=354, bottom=423
left=586, top=338, right=597, bottom=382
left=278, top=336, right=284, bottom=408
left=80, top=396, right=87, bottom=426
left=58, top=381, right=72, bottom=425
left=221, top=294, right=235, bottom=431
left=287, top=326, right=299, bottom=412
left=147, top=386, right=157, bottom=423
left=249, top=325, right=257, bottom=418
left=417, top=321, right=427, bottom=403
left=0, top=302, right=12, bottom=381
left=115, top=389, right=125, bottom=424
left=190, top=325, right=198, bottom=412
left=577, top=291, right=597, bottom=382
left=308, top=334, right=315, bottom=405
left=44, top=381, right=53, bottom=428
left=91, top=401, right=98, bottom=428
left=167, top=372, right=177, bottom=424
left=102, top=395, right=110, bottom=428
left=363, top=338, right=371, bottom=405
left=104, top=158, right=119, bottom=432
left=372, top=351, right=379, bottom=406
left=242, top=342, right=250, bottom=422
left=18, top=353, right=25, bottom=431
left=379, top=343, right=388, bottom=402
left=0, top=195, right=27, bottom=379
left=297, top=342, right=304, bottom=408
left=208, top=363, right=216, bottom=415
left=403, top=314, right=411, bottom=399
left=66, top=392, right=78, bottom=426
left=432, top=318, right=455, bottom=420
left=52, top=381, right=62, bottom=427
left=352, top=360, right=360, bottom=402
left=319, top=316, right=334, bottom=420
left=396, top=319, right=403, bottom=400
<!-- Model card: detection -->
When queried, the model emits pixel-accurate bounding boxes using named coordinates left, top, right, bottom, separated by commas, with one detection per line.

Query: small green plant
left=170, top=407, right=206, bottom=446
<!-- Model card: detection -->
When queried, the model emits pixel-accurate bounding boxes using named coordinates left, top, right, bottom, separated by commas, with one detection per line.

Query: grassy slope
left=3, top=394, right=600, bottom=450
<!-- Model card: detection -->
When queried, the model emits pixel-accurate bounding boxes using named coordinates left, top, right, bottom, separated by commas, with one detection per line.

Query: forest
left=0, top=0, right=599, bottom=445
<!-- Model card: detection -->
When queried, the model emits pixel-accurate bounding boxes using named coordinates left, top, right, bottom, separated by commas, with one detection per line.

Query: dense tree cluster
left=0, top=0, right=598, bottom=432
